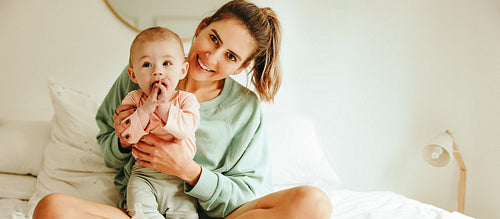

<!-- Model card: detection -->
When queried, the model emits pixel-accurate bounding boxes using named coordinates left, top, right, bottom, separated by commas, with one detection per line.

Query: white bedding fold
left=0, top=174, right=36, bottom=200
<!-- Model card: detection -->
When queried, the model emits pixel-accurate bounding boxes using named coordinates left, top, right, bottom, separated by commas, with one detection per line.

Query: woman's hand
left=113, top=104, right=136, bottom=149
left=133, top=134, right=202, bottom=186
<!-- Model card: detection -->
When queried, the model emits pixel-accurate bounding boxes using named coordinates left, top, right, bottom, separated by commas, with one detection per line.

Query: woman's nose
left=205, top=48, right=224, bottom=66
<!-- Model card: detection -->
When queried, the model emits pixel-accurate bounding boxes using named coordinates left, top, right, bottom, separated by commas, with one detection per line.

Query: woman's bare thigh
left=32, top=193, right=130, bottom=219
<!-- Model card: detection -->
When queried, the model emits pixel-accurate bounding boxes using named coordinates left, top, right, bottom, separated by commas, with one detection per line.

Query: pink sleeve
left=184, top=135, right=197, bottom=158
left=161, top=92, right=200, bottom=140
left=118, top=91, right=149, bottom=144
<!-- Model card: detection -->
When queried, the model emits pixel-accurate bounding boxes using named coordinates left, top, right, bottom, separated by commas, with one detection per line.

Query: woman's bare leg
left=32, top=193, right=130, bottom=219
left=226, top=185, right=332, bottom=219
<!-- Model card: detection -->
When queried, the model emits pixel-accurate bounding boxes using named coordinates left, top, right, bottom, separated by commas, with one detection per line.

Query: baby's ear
left=180, top=62, right=189, bottom=79
left=127, top=66, right=138, bottom=83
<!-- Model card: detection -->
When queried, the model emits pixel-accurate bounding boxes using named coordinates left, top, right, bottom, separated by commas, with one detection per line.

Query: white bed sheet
left=326, top=189, right=473, bottom=219
left=0, top=199, right=28, bottom=219
left=1, top=188, right=474, bottom=219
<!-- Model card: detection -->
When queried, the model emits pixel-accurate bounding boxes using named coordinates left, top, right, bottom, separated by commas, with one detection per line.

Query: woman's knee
left=33, top=193, right=76, bottom=219
left=291, top=186, right=332, bottom=218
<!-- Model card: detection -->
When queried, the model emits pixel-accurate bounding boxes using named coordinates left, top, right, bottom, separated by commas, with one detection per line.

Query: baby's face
left=128, top=39, right=187, bottom=96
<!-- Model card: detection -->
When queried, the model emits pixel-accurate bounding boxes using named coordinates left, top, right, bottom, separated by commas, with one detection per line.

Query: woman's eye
left=163, top=61, right=172, bottom=66
left=142, top=62, right=152, bottom=68
left=210, top=34, right=218, bottom=44
left=227, top=53, right=236, bottom=61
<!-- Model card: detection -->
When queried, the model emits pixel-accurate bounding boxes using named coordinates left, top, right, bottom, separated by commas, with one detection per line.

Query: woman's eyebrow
left=211, top=29, right=242, bottom=61
left=211, top=29, right=223, bottom=44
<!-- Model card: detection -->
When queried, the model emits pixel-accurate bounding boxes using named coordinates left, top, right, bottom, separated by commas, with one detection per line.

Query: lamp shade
left=422, top=132, right=454, bottom=167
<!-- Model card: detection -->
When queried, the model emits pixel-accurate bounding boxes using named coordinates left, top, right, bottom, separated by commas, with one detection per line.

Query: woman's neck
left=178, top=76, right=225, bottom=103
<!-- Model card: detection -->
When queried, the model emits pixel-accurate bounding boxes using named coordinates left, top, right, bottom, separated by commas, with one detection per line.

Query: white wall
left=0, top=0, right=136, bottom=120
left=1, top=0, right=499, bottom=218
left=266, top=0, right=499, bottom=218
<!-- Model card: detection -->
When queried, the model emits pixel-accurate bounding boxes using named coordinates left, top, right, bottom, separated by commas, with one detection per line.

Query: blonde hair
left=206, top=0, right=282, bottom=102
left=129, top=26, right=185, bottom=66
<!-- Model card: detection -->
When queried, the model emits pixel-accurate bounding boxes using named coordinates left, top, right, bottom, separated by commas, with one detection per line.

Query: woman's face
left=187, top=18, right=257, bottom=83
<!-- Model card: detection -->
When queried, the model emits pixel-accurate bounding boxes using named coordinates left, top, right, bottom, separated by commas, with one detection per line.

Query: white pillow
left=265, top=113, right=341, bottom=189
left=0, top=120, right=50, bottom=176
left=27, top=80, right=121, bottom=216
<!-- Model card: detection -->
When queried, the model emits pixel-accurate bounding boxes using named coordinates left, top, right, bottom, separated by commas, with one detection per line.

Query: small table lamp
left=422, top=130, right=466, bottom=213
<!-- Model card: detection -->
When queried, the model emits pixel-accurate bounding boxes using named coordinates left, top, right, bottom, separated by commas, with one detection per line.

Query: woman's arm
left=133, top=135, right=201, bottom=185
left=96, top=66, right=140, bottom=168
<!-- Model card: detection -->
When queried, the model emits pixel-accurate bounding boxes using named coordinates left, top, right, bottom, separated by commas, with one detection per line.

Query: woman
left=33, top=0, right=332, bottom=218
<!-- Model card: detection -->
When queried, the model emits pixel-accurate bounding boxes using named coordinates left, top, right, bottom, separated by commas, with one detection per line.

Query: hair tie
left=262, top=7, right=270, bottom=17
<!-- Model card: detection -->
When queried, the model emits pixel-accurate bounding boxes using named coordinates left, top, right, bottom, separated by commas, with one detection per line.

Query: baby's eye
left=142, top=62, right=152, bottom=68
left=163, top=61, right=172, bottom=66
left=210, top=34, right=218, bottom=44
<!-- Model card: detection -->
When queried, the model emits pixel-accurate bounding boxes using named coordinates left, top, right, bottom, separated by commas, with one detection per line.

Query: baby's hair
left=129, top=26, right=185, bottom=66
left=206, top=0, right=282, bottom=102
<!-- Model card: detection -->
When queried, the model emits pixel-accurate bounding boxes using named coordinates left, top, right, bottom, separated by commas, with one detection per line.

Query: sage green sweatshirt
left=96, top=67, right=272, bottom=218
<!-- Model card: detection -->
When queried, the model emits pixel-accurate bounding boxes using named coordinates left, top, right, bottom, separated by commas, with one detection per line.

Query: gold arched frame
left=104, top=0, right=141, bottom=33
left=103, top=0, right=230, bottom=42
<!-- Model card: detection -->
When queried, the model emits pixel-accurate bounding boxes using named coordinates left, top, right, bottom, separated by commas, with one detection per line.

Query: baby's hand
left=156, top=82, right=174, bottom=104
left=141, top=85, right=160, bottom=115
left=155, top=82, right=173, bottom=123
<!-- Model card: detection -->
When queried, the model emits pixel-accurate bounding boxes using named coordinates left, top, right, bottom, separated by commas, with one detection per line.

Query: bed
left=0, top=80, right=474, bottom=219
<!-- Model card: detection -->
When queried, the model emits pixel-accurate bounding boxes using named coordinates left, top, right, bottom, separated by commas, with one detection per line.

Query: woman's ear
left=127, top=66, right=138, bottom=83
left=194, top=17, right=210, bottom=37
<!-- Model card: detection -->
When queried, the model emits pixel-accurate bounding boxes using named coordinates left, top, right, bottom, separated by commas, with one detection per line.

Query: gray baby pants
left=127, top=164, right=198, bottom=219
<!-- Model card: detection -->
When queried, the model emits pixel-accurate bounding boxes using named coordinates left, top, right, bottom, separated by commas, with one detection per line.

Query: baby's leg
left=153, top=175, right=198, bottom=219
left=127, top=165, right=165, bottom=219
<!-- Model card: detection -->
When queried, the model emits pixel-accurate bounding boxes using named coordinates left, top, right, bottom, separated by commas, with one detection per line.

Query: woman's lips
left=197, top=55, right=214, bottom=72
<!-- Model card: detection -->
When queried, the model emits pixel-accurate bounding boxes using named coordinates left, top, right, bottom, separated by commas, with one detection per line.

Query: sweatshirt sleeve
left=185, top=104, right=272, bottom=218
left=96, top=66, right=139, bottom=169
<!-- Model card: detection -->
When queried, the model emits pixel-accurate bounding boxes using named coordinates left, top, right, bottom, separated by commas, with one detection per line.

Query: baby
left=116, top=26, right=200, bottom=219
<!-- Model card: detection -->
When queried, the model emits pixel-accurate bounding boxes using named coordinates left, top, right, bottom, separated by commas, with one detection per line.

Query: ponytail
left=251, top=7, right=282, bottom=102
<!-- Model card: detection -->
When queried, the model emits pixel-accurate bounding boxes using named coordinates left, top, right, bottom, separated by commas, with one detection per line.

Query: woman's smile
left=196, top=55, right=215, bottom=73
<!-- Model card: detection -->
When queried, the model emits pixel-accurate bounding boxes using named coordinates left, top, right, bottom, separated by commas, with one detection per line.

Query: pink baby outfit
left=117, top=89, right=200, bottom=218
left=118, top=90, right=199, bottom=156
